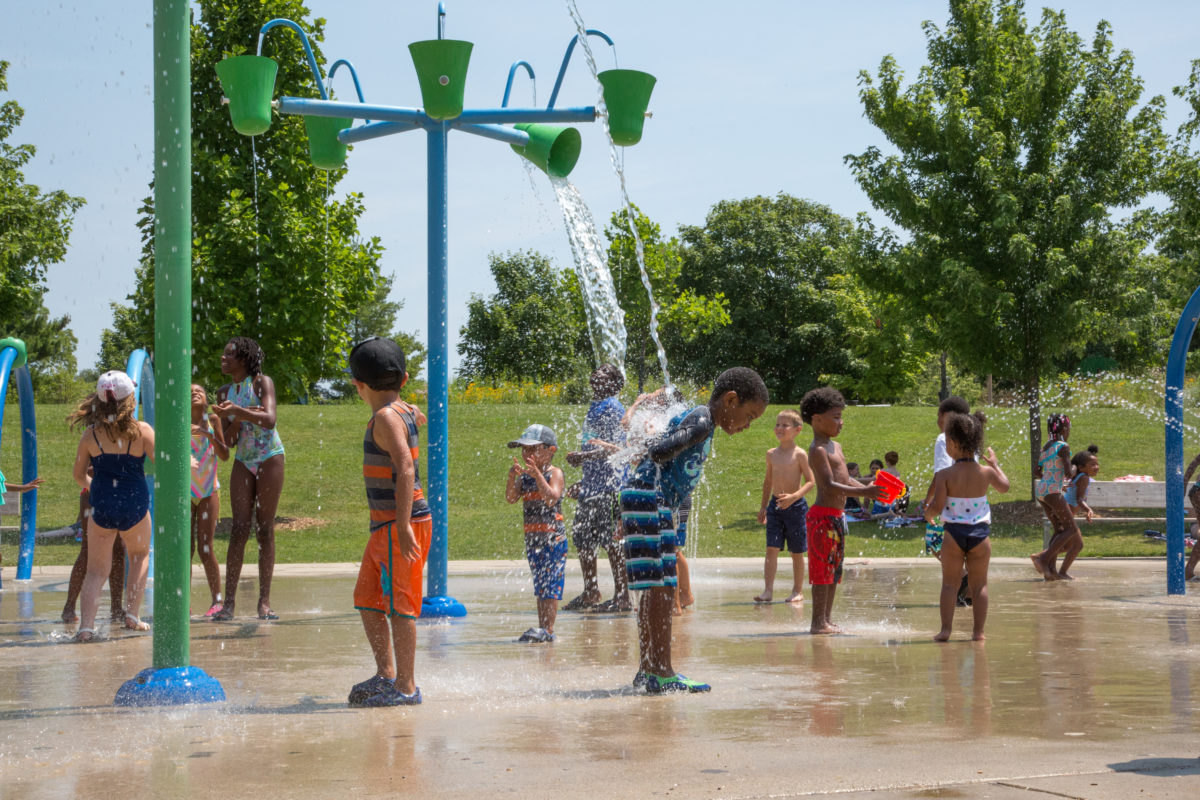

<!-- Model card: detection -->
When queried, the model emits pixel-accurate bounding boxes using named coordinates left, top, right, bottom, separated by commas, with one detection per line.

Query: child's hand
left=756, top=507, right=767, bottom=525
left=397, top=523, right=421, bottom=561
left=191, top=423, right=209, bottom=438
left=212, top=400, right=239, bottom=420
left=863, top=485, right=884, bottom=501
left=1085, top=509, right=1094, bottom=522
left=777, top=492, right=800, bottom=510
left=981, top=447, right=999, bottom=468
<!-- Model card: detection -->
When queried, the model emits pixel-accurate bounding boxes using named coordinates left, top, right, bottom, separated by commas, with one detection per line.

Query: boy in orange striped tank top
left=347, top=337, right=431, bottom=708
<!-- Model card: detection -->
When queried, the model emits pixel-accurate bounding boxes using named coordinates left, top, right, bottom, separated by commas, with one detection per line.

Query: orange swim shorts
left=353, top=517, right=432, bottom=619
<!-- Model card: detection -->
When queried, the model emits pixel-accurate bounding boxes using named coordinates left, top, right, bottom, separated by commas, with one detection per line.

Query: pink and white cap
left=97, top=371, right=136, bottom=402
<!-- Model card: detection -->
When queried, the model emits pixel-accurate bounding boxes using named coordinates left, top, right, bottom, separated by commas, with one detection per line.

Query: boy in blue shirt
left=565, top=365, right=629, bottom=612
left=624, top=367, right=768, bottom=693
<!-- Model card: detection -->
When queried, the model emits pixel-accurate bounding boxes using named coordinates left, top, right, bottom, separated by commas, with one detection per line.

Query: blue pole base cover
left=421, top=595, right=467, bottom=618
left=114, top=666, right=226, bottom=707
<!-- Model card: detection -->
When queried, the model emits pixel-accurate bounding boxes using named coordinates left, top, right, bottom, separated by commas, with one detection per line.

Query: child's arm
left=206, top=413, right=230, bottom=461
left=1059, top=445, right=1074, bottom=480
left=525, top=461, right=564, bottom=505
left=1185, top=453, right=1200, bottom=486
left=924, top=473, right=947, bottom=523
left=810, top=445, right=882, bottom=499
left=4, top=477, right=44, bottom=493
left=214, top=375, right=278, bottom=430
left=566, top=439, right=619, bottom=468
left=981, top=448, right=1010, bottom=494
left=757, top=453, right=774, bottom=524
left=374, top=408, right=418, bottom=560
left=72, top=432, right=93, bottom=492
left=647, top=407, right=712, bottom=464
left=777, top=450, right=816, bottom=510
left=1077, top=474, right=1093, bottom=521
left=140, top=421, right=157, bottom=463
left=504, top=458, right=525, bottom=504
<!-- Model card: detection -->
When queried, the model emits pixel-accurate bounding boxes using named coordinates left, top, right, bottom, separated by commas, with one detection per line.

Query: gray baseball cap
left=507, top=423, right=557, bottom=448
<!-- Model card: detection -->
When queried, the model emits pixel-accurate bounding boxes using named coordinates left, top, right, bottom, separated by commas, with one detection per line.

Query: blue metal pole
left=422, top=121, right=463, bottom=618
left=15, top=364, right=37, bottom=582
left=1164, top=286, right=1200, bottom=595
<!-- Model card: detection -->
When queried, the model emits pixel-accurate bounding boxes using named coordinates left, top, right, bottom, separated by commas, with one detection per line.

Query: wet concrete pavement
left=2, top=558, right=1199, bottom=798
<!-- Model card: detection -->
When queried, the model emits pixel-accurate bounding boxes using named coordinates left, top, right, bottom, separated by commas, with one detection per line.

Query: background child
left=191, top=384, right=228, bottom=617
left=1030, top=414, right=1075, bottom=581
left=802, top=387, right=882, bottom=635
left=756, top=409, right=815, bottom=604
left=1185, top=451, right=1200, bottom=581
left=213, top=336, right=284, bottom=621
left=883, top=451, right=900, bottom=477
left=505, top=424, right=566, bottom=643
left=347, top=337, right=429, bottom=707
left=61, top=397, right=124, bottom=624
left=624, top=367, right=768, bottom=693
left=924, top=412, right=1009, bottom=641
left=0, top=466, right=42, bottom=575
left=1059, top=444, right=1099, bottom=580
left=564, top=364, right=629, bottom=613
left=70, top=372, right=155, bottom=641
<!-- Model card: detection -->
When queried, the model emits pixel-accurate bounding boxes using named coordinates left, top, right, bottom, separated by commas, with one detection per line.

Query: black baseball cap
left=348, top=337, right=407, bottom=386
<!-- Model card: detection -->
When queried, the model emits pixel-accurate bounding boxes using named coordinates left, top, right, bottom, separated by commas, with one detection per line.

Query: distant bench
left=1042, top=480, right=1183, bottom=546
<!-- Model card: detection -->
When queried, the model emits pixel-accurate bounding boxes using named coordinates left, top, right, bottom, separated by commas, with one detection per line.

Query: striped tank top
left=363, top=401, right=430, bottom=530
left=519, top=470, right=565, bottom=546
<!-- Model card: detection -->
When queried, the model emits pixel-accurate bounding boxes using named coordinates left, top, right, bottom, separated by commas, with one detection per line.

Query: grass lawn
left=1, top=401, right=1188, bottom=566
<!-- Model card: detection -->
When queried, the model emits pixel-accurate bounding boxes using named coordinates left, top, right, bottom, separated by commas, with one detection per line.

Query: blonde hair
left=67, top=392, right=140, bottom=442
left=777, top=409, right=802, bottom=427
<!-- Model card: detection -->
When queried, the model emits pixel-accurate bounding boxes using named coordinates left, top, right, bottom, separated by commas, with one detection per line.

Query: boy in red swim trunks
left=347, top=337, right=431, bottom=707
left=801, top=387, right=882, bottom=635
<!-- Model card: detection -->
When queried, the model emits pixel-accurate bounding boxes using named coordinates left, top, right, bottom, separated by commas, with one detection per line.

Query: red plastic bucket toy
left=873, top=471, right=905, bottom=504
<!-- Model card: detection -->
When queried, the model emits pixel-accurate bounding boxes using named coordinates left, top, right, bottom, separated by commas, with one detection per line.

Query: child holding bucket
left=924, top=412, right=1009, bottom=641
left=802, top=387, right=883, bottom=635
left=625, top=368, right=768, bottom=692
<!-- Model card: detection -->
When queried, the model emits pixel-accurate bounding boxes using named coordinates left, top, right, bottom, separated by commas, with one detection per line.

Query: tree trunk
left=985, top=374, right=993, bottom=405
left=938, top=351, right=949, bottom=401
left=1027, top=379, right=1042, bottom=502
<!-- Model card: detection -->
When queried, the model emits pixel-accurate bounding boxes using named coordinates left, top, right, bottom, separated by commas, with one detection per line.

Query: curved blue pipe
left=1164, top=287, right=1200, bottom=595
left=547, top=29, right=614, bottom=109
left=0, top=346, right=38, bottom=585
left=257, top=18, right=328, bottom=100
left=327, top=59, right=369, bottom=123
left=502, top=61, right=535, bottom=108
left=126, top=349, right=157, bottom=577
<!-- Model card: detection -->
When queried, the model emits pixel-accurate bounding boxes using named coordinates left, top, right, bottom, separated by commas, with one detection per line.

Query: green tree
left=0, top=61, right=85, bottom=326
left=109, top=1, right=385, bottom=400
left=457, top=250, right=586, bottom=385
left=605, top=206, right=730, bottom=392
left=846, top=0, right=1165, bottom=491
left=674, top=194, right=903, bottom=402
left=1156, top=61, right=1200, bottom=331
left=323, top=273, right=426, bottom=399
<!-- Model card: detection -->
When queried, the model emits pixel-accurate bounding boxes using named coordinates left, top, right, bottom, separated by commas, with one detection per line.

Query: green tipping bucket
left=304, top=116, right=352, bottom=170
left=0, top=336, right=27, bottom=369
left=215, top=55, right=278, bottom=136
left=408, top=39, right=473, bottom=120
left=510, top=124, right=582, bottom=178
left=598, top=69, right=656, bottom=146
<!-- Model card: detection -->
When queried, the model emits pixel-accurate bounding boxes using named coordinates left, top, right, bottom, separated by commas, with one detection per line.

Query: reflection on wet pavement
left=2, top=559, right=1198, bottom=798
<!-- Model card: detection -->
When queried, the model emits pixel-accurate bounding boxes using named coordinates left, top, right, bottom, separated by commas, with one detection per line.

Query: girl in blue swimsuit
left=213, top=337, right=285, bottom=621
left=1030, top=414, right=1077, bottom=581
left=71, top=371, right=156, bottom=642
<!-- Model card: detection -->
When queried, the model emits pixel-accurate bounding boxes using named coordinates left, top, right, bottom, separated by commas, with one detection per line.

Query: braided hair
left=227, top=336, right=264, bottom=376
left=1047, top=413, right=1070, bottom=442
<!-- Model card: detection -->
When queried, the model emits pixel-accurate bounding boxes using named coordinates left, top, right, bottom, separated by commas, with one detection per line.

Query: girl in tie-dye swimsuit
left=213, top=337, right=286, bottom=621
left=1030, top=414, right=1080, bottom=581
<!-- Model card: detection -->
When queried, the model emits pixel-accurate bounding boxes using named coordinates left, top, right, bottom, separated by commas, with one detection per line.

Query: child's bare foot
left=679, top=593, right=695, bottom=609
left=810, top=623, right=843, bottom=635
left=971, top=632, right=986, bottom=642
left=671, top=603, right=683, bottom=616
left=61, top=609, right=78, bottom=624
left=933, top=629, right=951, bottom=642
left=1030, top=553, right=1049, bottom=577
left=1057, top=571, right=1074, bottom=581
left=754, top=591, right=772, bottom=603
left=785, top=591, right=804, bottom=604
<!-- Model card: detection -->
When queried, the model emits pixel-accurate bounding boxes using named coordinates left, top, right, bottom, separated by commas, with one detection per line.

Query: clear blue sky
left=3, top=1, right=1199, bottom=373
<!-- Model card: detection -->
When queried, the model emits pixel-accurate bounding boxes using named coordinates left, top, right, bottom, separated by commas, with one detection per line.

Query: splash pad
left=3, top=559, right=1199, bottom=797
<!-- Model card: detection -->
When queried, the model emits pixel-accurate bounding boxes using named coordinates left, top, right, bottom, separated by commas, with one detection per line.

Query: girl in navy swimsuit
left=71, top=371, right=156, bottom=642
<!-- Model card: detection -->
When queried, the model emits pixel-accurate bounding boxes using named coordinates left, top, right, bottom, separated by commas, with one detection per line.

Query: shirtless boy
left=755, top=409, right=815, bottom=604
left=801, top=388, right=882, bottom=634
